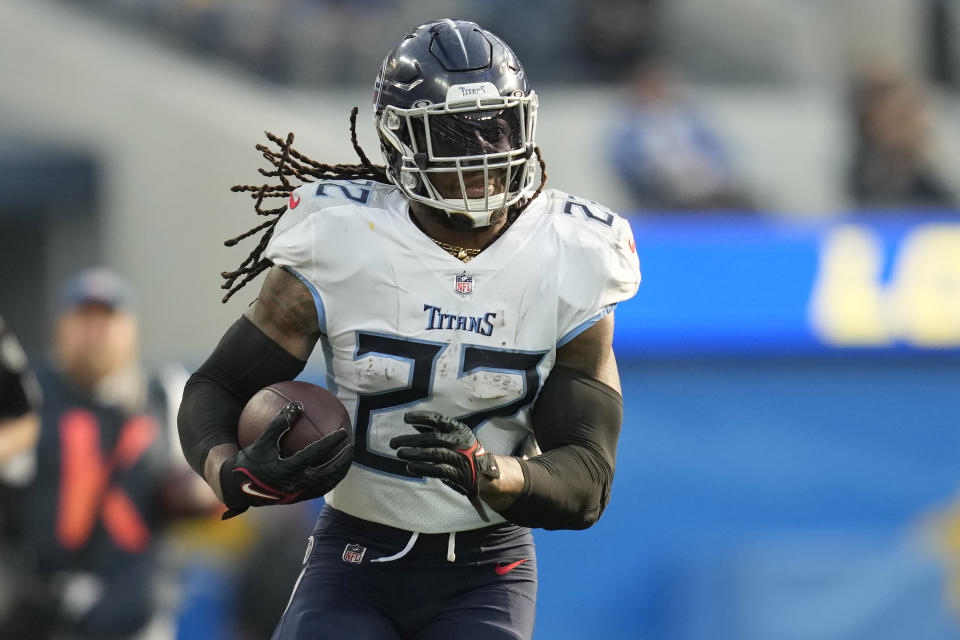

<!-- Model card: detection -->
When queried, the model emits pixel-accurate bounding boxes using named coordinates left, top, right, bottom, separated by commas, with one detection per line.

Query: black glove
left=389, top=411, right=500, bottom=497
left=220, top=401, right=352, bottom=519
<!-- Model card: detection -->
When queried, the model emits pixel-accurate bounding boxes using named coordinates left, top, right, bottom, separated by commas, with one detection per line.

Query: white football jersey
left=265, top=179, right=640, bottom=533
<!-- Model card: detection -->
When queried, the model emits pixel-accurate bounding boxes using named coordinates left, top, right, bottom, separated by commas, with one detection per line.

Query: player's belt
left=321, top=505, right=530, bottom=563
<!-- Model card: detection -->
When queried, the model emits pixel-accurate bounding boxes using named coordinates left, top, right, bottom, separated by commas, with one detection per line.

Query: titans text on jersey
left=423, top=304, right=497, bottom=335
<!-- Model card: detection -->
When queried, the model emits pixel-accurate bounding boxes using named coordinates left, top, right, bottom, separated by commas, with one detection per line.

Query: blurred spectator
left=0, top=268, right=216, bottom=640
left=0, top=314, right=40, bottom=467
left=847, top=64, right=958, bottom=210
left=926, top=0, right=959, bottom=90
left=0, top=313, right=40, bottom=526
left=609, top=60, right=754, bottom=212
left=0, top=315, right=42, bottom=632
left=575, top=0, right=662, bottom=81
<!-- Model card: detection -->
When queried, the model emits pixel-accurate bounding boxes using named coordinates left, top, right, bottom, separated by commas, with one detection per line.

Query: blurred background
left=1, top=0, right=959, bottom=638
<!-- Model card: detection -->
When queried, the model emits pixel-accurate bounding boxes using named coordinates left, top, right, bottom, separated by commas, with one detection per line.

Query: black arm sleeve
left=497, top=365, right=623, bottom=530
left=177, top=316, right=307, bottom=476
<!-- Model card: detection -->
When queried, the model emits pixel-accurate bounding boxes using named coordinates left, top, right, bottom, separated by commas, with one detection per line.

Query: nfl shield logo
left=454, top=272, right=474, bottom=296
left=342, top=543, right=366, bottom=565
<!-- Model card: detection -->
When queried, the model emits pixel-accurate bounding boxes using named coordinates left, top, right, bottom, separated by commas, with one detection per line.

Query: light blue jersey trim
left=318, top=335, right=338, bottom=397
left=281, top=266, right=327, bottom=335
left=557, top=304, right=616, bottom=347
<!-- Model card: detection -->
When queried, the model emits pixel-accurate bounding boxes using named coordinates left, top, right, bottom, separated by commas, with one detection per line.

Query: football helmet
left=374, top=19, right=539, bottom=228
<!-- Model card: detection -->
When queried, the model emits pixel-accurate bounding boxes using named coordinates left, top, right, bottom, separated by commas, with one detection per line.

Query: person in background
left=0, top=267, right=216, bottom=640
left=847, top=63, right=958, bottom=210
left=610, top=59, right=754, bottom=212
left=575, top=0, right=661, bottom=81
left=0, top=314, right=41, bottom=469
left=0, top=315, right=43, bottom=629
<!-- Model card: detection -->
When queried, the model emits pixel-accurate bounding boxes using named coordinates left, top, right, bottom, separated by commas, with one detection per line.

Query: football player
left=178, top=19, right=640, bottom=640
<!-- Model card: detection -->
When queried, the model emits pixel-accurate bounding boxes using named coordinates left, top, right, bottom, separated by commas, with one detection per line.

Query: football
left=238, top=380, right=352, bottom=456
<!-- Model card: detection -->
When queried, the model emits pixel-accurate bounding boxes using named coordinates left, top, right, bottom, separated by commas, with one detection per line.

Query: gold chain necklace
left=430, top=238, right=482, bottom=263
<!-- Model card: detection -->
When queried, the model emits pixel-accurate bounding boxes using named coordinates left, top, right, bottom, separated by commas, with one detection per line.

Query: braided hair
left=221, top=107, right=547, bottom=303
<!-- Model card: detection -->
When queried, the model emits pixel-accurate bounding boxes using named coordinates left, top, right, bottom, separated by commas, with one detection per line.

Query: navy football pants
left=272, top=506, right=537, bottom=640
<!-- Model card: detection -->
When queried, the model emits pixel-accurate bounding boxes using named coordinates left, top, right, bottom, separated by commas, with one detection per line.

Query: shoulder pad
left=535, top=189, right=638, bottom=265
left=537, top=189, right=625, bottom=236
left=531, top=189, right=640, bottom=344
left=291, top=179, right=391, bottom=215
left=266, top=179, right=396, bottom=280
left=272, top=179, right=393, bottom=243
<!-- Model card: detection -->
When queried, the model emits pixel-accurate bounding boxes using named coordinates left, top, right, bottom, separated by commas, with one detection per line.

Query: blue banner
left=614, top=215, right=960, bottom=356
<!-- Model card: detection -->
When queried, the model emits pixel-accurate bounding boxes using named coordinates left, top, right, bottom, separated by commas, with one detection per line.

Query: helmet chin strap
left=409, top=199, right=508, bottom=231
left=440, top=208, right=496, bottom=229
left=437, top=194, right=509, bottom=228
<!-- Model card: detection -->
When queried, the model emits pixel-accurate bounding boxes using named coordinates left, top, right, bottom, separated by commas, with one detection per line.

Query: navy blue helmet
left=373, top=19, right=539, bottom=227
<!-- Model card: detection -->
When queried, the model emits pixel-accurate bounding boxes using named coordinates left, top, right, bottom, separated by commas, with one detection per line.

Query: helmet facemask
left=377, top=83, right=539, bottom=228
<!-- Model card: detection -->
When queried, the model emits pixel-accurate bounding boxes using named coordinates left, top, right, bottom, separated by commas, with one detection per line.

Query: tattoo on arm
left=244, top=266, right=322, bottom=361
left=554, top=313, right=621, bottom=394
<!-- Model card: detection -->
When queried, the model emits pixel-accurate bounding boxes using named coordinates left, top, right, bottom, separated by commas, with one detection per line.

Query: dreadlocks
left=221, top=107, right=385, bottom=302
left=221, top=107, right=547, bottom=303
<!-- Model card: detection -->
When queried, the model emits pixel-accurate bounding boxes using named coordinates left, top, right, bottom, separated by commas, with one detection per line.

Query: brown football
left=238, top=380, right=352, bottom=456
